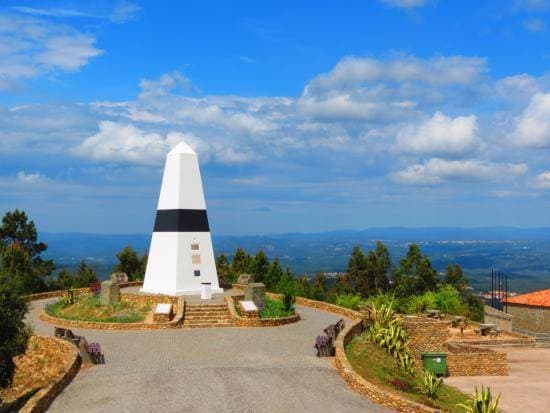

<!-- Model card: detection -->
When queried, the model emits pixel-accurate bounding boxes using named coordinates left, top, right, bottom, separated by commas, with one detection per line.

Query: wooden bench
left=54, top=327, right=104, bottom=364
left=86, top=342, right=105, bottom=364
left=314, top=335, right=333, bottom=357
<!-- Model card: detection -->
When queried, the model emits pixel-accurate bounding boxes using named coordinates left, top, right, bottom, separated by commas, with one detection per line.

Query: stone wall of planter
left=120, top=292, right=181, bottom=313
left=233, top=285, right=362, bottom=320
left=18, top=336, right=81, bottom=413
left=445, top=342, right=508, bottom=376
left=25, top=281, right=144, bottom=302
left=39, top=296, right=185, bottom=330
left=225, top=296, right=300, bottom=327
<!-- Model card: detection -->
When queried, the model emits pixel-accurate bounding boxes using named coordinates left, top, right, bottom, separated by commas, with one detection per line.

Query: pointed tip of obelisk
left=169, top=141, right=196, bottom=156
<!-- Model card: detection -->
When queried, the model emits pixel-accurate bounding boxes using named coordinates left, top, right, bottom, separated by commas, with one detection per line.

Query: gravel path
left=27, top=297, right=389, bottom=413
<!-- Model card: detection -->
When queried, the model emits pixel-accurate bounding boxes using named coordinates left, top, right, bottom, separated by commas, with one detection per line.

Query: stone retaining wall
left=25, top=281, right=144, bottom=302
left=334, top=319, right=438, bottom=413
left=445, top=342, right=507, bottom=376
left=19, top=337, right=81, bottom=413
left=401, top=316, right=449, bottom=359
left=39, top=296, right=185, bottom=330
left=484, top=305, right=513, bottom=332
left=233, top=285, right=362, bottom=320
left=121, top=292, right=181, bottom=313
left=225, top=296, right=300, bottom=327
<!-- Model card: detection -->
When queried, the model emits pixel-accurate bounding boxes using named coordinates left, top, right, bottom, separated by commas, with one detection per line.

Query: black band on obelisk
left=153, top=209, right=210, bottom=232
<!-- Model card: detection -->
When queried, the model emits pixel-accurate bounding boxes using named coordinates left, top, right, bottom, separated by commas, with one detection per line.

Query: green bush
left=335, top=294, right=364, bottom=310
left=434, top=285, right=467, bottom=316
left=365, top=293, right=396, bottom=311
left=457, top=386, right=500, bottom=413
left=0, top=283, right=31, bottom=388
left=260, top=297, right=294, bottom=319
left=404, top=292, right=436, bottom=315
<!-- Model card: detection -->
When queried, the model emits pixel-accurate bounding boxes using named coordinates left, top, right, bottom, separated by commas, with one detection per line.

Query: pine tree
left=250, top=250, right=270, bottom=284
left=265, top=258, right=284, bottom=290
left=374, top=241, right=391, bottom=292
left=57, top=268, right=75, bottom=290
left=444, top=264, right=468, bottom=290
left=295, top=276, right=312, bottom=298
left=113, top=246, right=143, bottom=281
left=74, top=261, right=98, bottom=288
left=347, top=246, right=371, bottom=298
left=231, top=248, right=251, bottom=276
left=393, top=244, right=438, bottom=297
left=215, top=252, right=232, bottom=287
left=311, top=272, right=327, bottom=301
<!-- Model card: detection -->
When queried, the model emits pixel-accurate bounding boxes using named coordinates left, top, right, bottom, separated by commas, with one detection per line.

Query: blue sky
left=1, top=0, right=550, bottom=235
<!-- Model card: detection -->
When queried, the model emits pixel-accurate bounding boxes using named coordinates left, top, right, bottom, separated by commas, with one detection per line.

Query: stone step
left=186, top=304, right=228, bottom=309
left=184, top=318, right=233, bottom=325
left=182, top=322, right=235, bottom=328
left=184, top=316, right=232, bottom=322
left=185, top=312, right=230, bottom=317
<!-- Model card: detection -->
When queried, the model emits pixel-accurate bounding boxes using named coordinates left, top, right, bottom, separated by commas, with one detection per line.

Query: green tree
left=57, top=268, right=75, bottom=290
left=140, top=253, right=148, bottom=280
left=74, top=260, right=98, bottom=288
left=0, top=280, right=30, bottom=387
left=275, top=267, right=295, bottom=295
left=0, top=210, right=55, bottom=294
left=231, top=248, right=251, bottom=276
left=250, top=250, right=270, bottom=284
left=113, top=246, right=144, bottom=281
left=294, top=276, right=312, bottom=298
left=393, top=244, right=439, bottom=297
left=444, top=264, right=468, bottom=290
left=374, top=241, right=391, bottom=292
left=311, top=272, right=327, bottom=301
left=215, top=252, right=232, bottom=287
left=265, top=258, right=284, bottom=290
left=347, top=246, right=375, bottom=298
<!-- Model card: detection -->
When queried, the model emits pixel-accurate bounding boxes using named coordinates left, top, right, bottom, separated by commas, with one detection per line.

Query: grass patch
left=346, top=334, right=471, bottom=412
left=259, top=297, right=295, bottom=319
left=45, top=295, right=150, bottom=323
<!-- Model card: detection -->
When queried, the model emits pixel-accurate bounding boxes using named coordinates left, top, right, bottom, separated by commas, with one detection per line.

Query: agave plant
left=457, top=386, right=501, bottom=413
left=419, top=368, right=443, bottom=400
left=62, top=288, right=76, bottom=306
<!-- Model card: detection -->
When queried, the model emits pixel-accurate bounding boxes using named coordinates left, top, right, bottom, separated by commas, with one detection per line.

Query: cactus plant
left=457, top=386, right=501, bottom=413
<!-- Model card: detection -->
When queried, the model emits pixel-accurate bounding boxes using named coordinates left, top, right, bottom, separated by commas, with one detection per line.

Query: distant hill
left=40, top=227, right=550, bottom=293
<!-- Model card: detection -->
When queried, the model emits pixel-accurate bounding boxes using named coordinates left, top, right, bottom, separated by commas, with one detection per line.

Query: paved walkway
left=27, top=297, right=389, bottom=413
left=445, top=344, right=550, bottom=413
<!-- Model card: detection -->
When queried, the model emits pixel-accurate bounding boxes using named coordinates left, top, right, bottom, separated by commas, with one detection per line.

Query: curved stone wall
left=225, top=296, right=300, bottom=327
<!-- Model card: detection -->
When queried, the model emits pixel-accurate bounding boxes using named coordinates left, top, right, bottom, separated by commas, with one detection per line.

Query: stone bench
left=154, top=303, right=174, bottom=322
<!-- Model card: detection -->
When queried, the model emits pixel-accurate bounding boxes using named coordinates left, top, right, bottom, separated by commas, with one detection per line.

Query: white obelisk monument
left=141, top=141, right=222, bottom=296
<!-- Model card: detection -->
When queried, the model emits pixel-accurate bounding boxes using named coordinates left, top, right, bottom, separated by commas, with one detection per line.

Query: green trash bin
left=421, top=352, right=447, bottom=377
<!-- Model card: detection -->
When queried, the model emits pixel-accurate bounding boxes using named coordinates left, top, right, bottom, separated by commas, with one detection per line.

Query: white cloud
left=110, top=2, right=141, bottom=23
left=11, top=7, right=93, bottom=18
left=76, top=121, right=174, bottom=165
left=509, top=93, right=550, bottom=148
left=534, top=171, right=550, bottom=188
left=391, top=158, right=528, bottom=185
left=524, top=18, right=547, bottom=32
left=380, top=0, right=428, bottom=8
left=395, top=112, right=478, bottom=156
left=16, top=171, right=49, bottom=184
left=0, top=13, right=103, bottom=88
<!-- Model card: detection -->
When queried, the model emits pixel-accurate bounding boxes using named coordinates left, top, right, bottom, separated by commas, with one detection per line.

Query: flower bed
left=45, top=295, right=150, bottom=323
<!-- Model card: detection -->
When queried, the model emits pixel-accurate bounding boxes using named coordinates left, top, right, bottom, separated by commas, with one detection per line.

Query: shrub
left=282, top=290, right=295, bottom=312
left=335, top=294, right=364, bottom=310
left=365, top=293, right=396, bottom=311
left=260, top=297, right=294, bottom=318
left=434, top=285, right=467, bottom=316
left=404, top=292, right=436, bottom=315
left=457, top=386, right=500, bottom=413
left=419, top=369, right=443, bottom=399
left=0, top=283, right=31, bottom=387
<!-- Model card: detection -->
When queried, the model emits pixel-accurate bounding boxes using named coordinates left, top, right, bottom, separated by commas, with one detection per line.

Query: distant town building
left=505, top=289, right=550, bottom=336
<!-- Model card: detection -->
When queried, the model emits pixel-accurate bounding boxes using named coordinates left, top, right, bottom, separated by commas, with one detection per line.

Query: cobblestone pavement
left=28, top=298, right=389, bottom=413
left=445, top=344, right=550, bottom=413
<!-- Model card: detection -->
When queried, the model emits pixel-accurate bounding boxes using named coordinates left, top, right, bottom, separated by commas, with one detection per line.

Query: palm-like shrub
left=419, top=369, right=443, bottom=399
left=365, top=302, right=415, bottom=375
left=457, top=386, right=500, bottom=413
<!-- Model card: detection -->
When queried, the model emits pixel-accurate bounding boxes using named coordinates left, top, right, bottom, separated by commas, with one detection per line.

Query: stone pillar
left=245, top=282, right=266, bottom=310
left=100, top=280, right=120, bottom=306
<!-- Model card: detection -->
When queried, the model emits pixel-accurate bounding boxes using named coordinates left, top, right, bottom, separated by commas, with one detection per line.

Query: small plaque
left=155, top=303, right=173, bottom=315
left=240, top=300, right=258, bottom=312
left=237, top=273, right=253, bottom=285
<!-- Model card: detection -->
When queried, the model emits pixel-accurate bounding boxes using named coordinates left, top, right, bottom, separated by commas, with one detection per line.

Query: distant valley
left=41, top=227, right=550, bottom=294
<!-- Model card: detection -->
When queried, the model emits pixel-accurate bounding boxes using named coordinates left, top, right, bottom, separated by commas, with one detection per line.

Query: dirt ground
left=445, top=344, right=550, bottom=413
